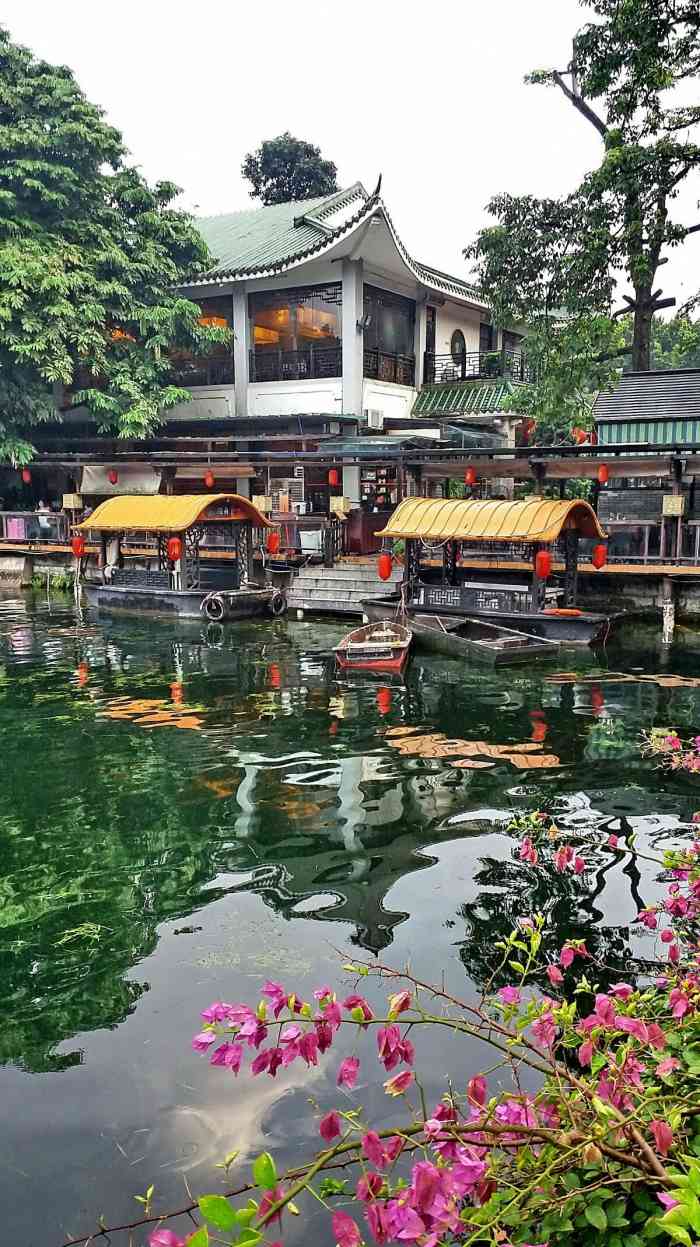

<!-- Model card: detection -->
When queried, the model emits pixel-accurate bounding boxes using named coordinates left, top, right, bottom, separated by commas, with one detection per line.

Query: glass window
left=249, top=285, right=342, bottom=380
left=169, top=295, right=234, bottom=386
left=363, top=286, right=415, bottom=357
left=479, top=322, right=493, bottom=352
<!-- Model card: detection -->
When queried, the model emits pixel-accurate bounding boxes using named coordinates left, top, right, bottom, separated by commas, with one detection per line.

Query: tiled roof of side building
left=190, top=183, right=486, bottom=306
left=412, top=380, right=518, bottom=417
left=594, top=369, right=700, bottom=422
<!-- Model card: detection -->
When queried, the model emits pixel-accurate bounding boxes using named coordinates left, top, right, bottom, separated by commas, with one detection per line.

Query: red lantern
left=71, top=534, right=86, bottom=558
left=464, top=466, right=477, bottom=487
left=531, top=718, right=548, bottom=744
left=591, top=543, right=607, bottom=570
left=77, top=661, right=89, bottom=687
left=204, top=470, right=215, bottom=489
left=328, top=468, right=340, bottom=488
left=534, top=549, right=551, bottom=580
left=597, top=463, right=609, bottom=485
left=108, top=468, right=119, bottom=486
left=377, top=552, right=393, bottom=581
left=376, top=687, right=392, bottom=716
left=266, top=530, right=281, bottom=555
left=167, top=536, right=183, bottom=562
left=21, top=467, right=31, bottom=485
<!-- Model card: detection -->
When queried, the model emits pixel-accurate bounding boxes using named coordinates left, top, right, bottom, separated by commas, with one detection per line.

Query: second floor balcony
left=424, top=349, right=532, bottom=386
left=249, top=344, right=342, bottom=383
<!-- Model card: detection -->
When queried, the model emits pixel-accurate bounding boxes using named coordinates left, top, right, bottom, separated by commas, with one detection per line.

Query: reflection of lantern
left=268, top=662, right=281, bottom=689
left=266, top=531, right=281, bottom=555
left=534, top=549, right=551, bottom=580
left=167, top=536, right=183, bottom=562
left=204, top=470, right=215, bottom=489
left=108, top=468, right=119, bottom=485
left=77, top=661, right=89, bottom=687
left=597, top=463, right=609, bottom=485
left=465, top=466, right=477, bottom=487
left=377, top=552, right=393, bottom=581
left=21, top=468, right=31, bottom=485
left=328, top=468, right=340, bottom=488
left=71, top=534, right=86, bottom=558
left=376, top=687, right=392, bottom=715
left=170, top=680, right=184, bottom=704
left=591, top=543, right=607, bottom=570
left=591, top=683, right=604, bottom=714
left=329, top=720, right=338, bottom=736
left=531, top=718, right=548, bottom=743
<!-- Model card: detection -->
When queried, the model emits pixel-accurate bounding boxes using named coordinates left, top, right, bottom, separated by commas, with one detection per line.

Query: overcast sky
left=3, top=0, right=699, bottom=309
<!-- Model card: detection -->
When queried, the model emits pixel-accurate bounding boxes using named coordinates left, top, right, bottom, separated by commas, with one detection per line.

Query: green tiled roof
left=189, top=183, right=485, bottom=306
left=412, top=380, right=517, bottom=417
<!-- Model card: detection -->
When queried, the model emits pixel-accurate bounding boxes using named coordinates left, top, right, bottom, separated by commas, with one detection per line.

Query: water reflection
left=1, top=595, right=700, bottom=1083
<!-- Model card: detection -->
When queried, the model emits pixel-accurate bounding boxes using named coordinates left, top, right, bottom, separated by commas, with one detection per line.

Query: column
left=232, top=283, right=250, bottom=419
left=413, top=298, right=427, bottom=391
left=342, top=465, right=360, bottom=506
left=342, top=259, right=364, bottom=419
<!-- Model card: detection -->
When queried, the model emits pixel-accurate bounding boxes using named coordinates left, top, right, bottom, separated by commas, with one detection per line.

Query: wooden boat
left=362, top=592, right=618, bottom=647
left=361, top=601, right=558, bottom=666
left=335, top=621, right=412, bottom=674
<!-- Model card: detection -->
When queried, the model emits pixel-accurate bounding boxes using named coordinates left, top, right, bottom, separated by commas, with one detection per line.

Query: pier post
left=661, top=576, right=676, bottom=645
left=20, top=554, right=33, bottom=587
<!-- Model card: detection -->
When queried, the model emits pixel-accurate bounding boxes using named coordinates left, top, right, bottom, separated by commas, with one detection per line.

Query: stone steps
left=286, top=561, right=401, bottom=616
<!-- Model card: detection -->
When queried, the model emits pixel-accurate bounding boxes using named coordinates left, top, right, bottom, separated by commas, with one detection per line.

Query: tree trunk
left=632, top=287, right=653, bottom=371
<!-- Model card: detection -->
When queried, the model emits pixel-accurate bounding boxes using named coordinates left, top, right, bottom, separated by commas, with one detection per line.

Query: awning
left=81, top=465, right=161, bottom=495
left=77, top=494, right=274, bottom=533
left=174, top=464, right=256, bottom=479
left=376, top=497, right=607, bottom=543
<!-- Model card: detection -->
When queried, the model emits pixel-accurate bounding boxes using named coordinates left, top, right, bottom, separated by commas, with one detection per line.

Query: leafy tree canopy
left=468, top=0, right=700, bottom=439
left=650, top=314, right=700, bottom=371
left=241, top=132, right=338, bottom=205
left=0, top=27, right=226, bottom=462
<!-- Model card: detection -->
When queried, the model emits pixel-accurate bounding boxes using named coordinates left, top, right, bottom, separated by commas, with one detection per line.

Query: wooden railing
left=249, top=345, right=342, bottom=383
left=0, top=511, right=69, bottom=543
left=363, top=349, right=416, bottom=386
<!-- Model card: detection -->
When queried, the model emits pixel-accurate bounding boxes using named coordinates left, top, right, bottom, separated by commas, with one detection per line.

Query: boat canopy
left=376, top=497, right=607, bottom=544
left=77, top=494, right=274, bottom=533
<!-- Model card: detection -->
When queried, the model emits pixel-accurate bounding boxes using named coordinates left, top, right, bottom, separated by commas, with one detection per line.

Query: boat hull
left=362, top=594, right=620, bottom=647
left=335, top=649, right=410, bottom=675
left=334, top=620, right=412, bottom=675
left=361, top=600, right=559, bottom=665
left=84, top=584, right=273, bottom=621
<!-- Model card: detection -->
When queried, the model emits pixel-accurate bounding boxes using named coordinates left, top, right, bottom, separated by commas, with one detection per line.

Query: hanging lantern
left=266, top=530, right=281, bottom=555
left=328, top=468, right=340, bottom=488
left=377, top=552, right=393, bottom=581
left=71, top=534, right=86, bottom=558
left=597, top=463, right=609, bottom=485
left=534, top=549, right=552, bottom=580
left=591, top=543, right=607, bottom=570
left=108, top=468, right=119, bottom=486
left=167, top=536, right=183, bottom=562
left=376, top=687, right=392, bottom=716
left=204, top=470, right=215, bottom=489
left=21, top=468, right=31, bottom=485
left=464, top=466, right=477, bottom=487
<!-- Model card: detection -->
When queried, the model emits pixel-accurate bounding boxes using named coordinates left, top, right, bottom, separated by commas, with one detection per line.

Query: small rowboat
left=335, top=621, right=412, bottom=675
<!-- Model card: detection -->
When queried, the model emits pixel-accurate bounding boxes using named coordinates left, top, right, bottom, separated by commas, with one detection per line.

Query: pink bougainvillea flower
left=388, top=990, right=412, bottom=1016
left=377, top=1024, right=403, bottom=1071
left=692, top=811, right=700, bottom=824
left=668, top=942, right=680, bottom=964
left=532, top=1011, right=556, bottom=1048
left=498, top=986, right=521, bottom=1006
left=299, top=1031, right=319, bottom=1066
left=384, top=1069, right=414, bottom=1096
left=200, top=1001, right=232, bottom=1023
left=357, top=1171, right=383, bottom=1201
left=250, top=1049, right=271, bottom=1075
left=573, top=856, right=586, bottom=875
left=650, top=1119, right=673, bottom=1156
left=366, top=1199, right=391, bottom=1243
left=657, top=1192, right=680, bottom=1212
left=332, top=1210, right=362, bottom=1247
left=362, top=1131, right=388, bottom=1168
left=313, top=984, right=334, bottom=1002
left=258, top=1185, right=284, bottom=1225
left=519, top=837, right=538, bottom=865
left=191, top=1030, right=217, bottom=1052
left=660, top=928, right=674, bottom=944
left=209, top=1041, right=243, bottom=1073
left=467, top=1074, right=487, bottom=1106
left=607, top=833, right=619, bottom=848
left=637, top=908, right=658, bottom=930
left=578, top=1040, right=594, bottom=1067
left=559, top=940, right=588, bottom=968
left=315, top=1020, right=333, bottom=1053
left=614, top=1015, right=649, bottom=1044
left=554, top=844, right=574, bottom=872
left=343, top=994, right=374, bottom=1022
left=546, top=964, right=564, bottom=987
left=609, top=983, right=633, bottom=1000
left=337, top=1056, right=360, bottom=1088
left=149, top=1231, right=186, bottom=1247
left=646, top=1023, right=667, bottom=1051
left=319, top=1111, right=342, bottom=1142
left=657, top=1056, right=681, bottom=1076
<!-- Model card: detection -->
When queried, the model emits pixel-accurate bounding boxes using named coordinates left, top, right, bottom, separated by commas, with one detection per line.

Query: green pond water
left=1, top=593, right=700, bottom=1245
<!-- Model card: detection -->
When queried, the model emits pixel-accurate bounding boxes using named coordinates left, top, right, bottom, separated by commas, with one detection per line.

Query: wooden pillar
left=532, top=461, right=546, bottom=497
left=661, top=576, right=676, bottom=645
left=531, top=543, right=546, bottom=611
left=563, top=530, right=579, bottom=606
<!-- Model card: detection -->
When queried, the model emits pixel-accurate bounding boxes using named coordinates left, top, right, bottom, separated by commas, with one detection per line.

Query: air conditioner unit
left=365, top=409, right=384, bottom=430
left=293, top=500, right=309, bottom=515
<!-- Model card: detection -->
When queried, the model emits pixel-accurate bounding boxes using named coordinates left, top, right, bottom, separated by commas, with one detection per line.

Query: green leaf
left=186, top=1230, right=209, bottom=1247
left=585, top=1204, right=608, bottom=1231
left=198, top=1195, right=237, bottom=1232
left=508, top=960, right=526, bottom=974
left=238, top=1232, right=262, bottom=1247
left=252, top=1151, right=277, bottom=1190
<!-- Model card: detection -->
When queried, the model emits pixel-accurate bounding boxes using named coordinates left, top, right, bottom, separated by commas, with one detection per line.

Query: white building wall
left=248, top=378, right=343, bottom=417
left=433, top=301, right=484, bottom=355
left=362, top=380, right=416, bottom=422
left=167, top=385, right=236, bottom=422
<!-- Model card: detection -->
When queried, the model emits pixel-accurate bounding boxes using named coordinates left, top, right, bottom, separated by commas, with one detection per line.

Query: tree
left=468, top=0, right=700, bottom=431
left=651, top=315, right=700, bottom=370
left=0, top=28, right=227, bottom=462
left=242, top=132, right=338, bottom=205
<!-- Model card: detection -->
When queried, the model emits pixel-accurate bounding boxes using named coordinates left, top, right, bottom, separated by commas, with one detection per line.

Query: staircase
left=286, top=559, right=403, bottom=617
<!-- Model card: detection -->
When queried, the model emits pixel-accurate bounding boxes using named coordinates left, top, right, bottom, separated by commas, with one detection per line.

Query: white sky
left=3, top=0, right=699, bottom=310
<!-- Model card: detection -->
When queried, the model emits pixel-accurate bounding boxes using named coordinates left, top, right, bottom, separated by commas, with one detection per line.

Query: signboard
left=662, top=494, right=686, bottom=517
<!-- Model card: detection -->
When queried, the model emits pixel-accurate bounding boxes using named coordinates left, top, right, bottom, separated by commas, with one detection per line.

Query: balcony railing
left=249, top=345, right=342, bottom=383
left=0, top=511, right=69, bottom=544
left=424, top=349, right=532, bottom=385
left=168, top=356, right=234, bottom=387
left=363, top=349, right=416, bottom=387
